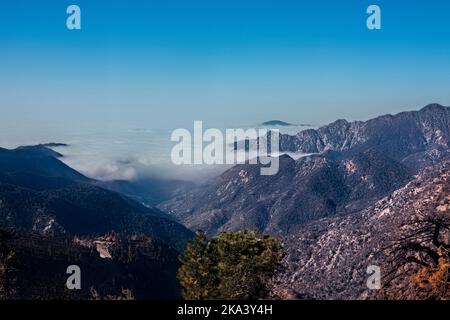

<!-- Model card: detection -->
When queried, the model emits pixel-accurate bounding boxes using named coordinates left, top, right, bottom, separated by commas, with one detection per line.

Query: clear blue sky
left=1, top=0, right=450, bottom=132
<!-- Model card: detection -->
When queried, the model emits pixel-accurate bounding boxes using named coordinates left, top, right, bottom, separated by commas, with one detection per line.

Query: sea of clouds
left=0, top=123, right=315, bottom=182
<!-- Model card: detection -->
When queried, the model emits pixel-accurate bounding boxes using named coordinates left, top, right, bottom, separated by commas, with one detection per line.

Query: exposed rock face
left=161, top=105, right=449, bottom=239
left=278, top=104, right=449, bottom=168
left=160, top=104, right=450, bottom=300
left=10, top=231, right=183, bottom=299
left=279, top=161, right=449, bottom=299
left=160, top=149, right=412, bottom=237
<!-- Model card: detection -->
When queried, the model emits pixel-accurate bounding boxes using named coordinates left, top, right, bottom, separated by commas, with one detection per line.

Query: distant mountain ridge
left=161, top=104, right=450, bottom=237
left=160, top=149, right=413, bottom=237
left=1, top=103, right=449, bottom=300
left=0, top=145, right=193, bottom=250
left=261, top=120, right=294, bottom=126
left=0, top=143, right=197, bottom=299
left=278, top=104, right=449, bottom=168
left=0, top=145, right=89, bottom=183
left=159, top=103, right=450, bottom=300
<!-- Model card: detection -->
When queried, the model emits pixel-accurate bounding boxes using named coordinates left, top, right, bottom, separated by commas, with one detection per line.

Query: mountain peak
left=327, top=118, right=349, bottom=127
left=420, top=103, right=446, bottom=111
left=0, top=144, right=89, bottom=183
left=261, top=120, right=294, bottom=126
left=15, top=145, right=64, bottom=158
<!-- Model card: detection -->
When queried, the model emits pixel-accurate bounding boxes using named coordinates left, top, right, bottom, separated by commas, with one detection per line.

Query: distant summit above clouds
left=261, top=120, right=313, bottom=127
left=0, top=144, right=88, bottom=181
left=261, top=120, right=294, bottom=126
left=278, top=104, right=450, bottom=168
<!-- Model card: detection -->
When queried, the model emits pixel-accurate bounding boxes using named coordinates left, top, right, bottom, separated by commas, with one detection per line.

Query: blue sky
left=1, top=0, right=450, bottom=132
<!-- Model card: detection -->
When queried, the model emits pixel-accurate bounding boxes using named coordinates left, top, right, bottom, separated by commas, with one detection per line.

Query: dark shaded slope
left=161, top=150, right=412, bottom=237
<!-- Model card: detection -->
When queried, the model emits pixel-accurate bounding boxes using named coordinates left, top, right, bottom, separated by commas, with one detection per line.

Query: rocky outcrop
left=279, top=161, right=449, bottom=299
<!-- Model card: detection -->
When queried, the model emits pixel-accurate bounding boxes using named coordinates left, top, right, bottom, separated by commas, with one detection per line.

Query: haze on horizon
left=1, top=0, right=450, bottom=180
left=1, top=1, right=450, bottom=130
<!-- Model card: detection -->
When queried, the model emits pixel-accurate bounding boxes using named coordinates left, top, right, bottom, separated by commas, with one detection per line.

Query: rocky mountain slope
left=279, top=161, right=449, bottom=299
left=5, top=231, right=182, bottom=299
left=278, top=104, right=449, bottom=169
left=0, top=183, right=192, bottom=250
left=0, top=144, right=196, bottom=299
left=160, top=105, right=449, bottom=238
left=0, top=145, right=193, bottom=251
left=161, top=150, right=412, bottom=237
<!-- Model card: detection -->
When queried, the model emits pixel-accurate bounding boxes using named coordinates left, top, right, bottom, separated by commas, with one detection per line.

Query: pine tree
left=177, top=230, right=283, bottom=300
left=177, top=231, right=213, bottom=299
